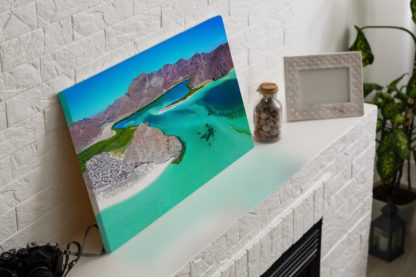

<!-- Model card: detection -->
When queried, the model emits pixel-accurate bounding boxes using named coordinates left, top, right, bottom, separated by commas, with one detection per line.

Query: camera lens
left=29, top=267, right=55, bottom=277
left=0, top=268, right=14, bottom=277
left=0, top=252, right=13, bottom=262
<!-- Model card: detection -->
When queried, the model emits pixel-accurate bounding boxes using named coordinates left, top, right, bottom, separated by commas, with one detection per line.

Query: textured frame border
left=284, top=52, right=364, bottom=122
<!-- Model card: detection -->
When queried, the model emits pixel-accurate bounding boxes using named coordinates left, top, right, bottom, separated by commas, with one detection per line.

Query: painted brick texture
left=0, top=0, right=293, bottom=254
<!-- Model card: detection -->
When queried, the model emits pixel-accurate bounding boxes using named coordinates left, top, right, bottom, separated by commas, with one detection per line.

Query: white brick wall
left=0, top=0, right=294, bottom=252
left=174, top=107, right=377, bottom=277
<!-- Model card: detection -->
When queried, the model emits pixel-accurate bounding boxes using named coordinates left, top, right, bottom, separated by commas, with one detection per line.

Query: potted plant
left=349, top=0, right=416, bottom=230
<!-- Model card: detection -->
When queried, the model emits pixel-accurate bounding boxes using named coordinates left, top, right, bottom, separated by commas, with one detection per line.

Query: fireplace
left=262, top=220, right=322, bottom=277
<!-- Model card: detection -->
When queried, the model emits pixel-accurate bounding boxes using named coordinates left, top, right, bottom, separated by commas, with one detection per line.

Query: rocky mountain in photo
left=85, top=123, right=183, bottom=197
left=124, top=123, right=182, bottom=165
left=69, top=43, right=234, bottom=152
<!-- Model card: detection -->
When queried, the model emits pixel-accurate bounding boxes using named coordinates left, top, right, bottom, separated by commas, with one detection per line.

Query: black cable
left=62, top=224, right=105, bottom=277
left=63, top=241, right=82, bottom=277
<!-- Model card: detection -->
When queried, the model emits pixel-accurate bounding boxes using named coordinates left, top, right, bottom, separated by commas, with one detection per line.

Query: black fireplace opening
left=261, top=219, right=323, bottom=277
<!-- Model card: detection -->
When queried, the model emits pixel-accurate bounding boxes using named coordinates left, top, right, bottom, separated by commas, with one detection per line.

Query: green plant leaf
left=377, top=150, right=397, bottom=182
left=364, top=82, right=383, bottom=98
left=381, top=102, right=399, bottom=119
left=394, top=129, right=410, bottom=159
left=394, top=91, right=408, bottom=103
left=387, top=74, right=406, bottom=94
left=349, top=26, right=374, bottom=66
left=376, top=119, right=382, bottom=132
left=411, top=0, right=416, bottom=23
left=373, top=93, right=384, bottom=108
left=379, top=92, right=393, bottom=102
left=392, top=114, right=405, bottom=127
left=406, top=71, right=416, bottom=97
left=378, top=132, right=394, bottom=154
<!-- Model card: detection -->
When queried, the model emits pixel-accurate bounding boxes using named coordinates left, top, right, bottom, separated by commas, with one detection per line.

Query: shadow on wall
left=293, top=0, right=364, bottom=53
left=354, top=0, right=416, bottom=85
left=42, top=99, right=97, bottom=245
left=55, top=115, right=97, bottom=240
left=0, top=95, right=96, bottom=250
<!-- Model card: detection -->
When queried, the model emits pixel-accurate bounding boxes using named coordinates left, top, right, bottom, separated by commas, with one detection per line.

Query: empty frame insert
left=284, top=52, right=364, bottom=122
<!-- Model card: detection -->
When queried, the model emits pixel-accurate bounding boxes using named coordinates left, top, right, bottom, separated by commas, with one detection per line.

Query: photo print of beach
left=59, top=16, right=254, bottom=252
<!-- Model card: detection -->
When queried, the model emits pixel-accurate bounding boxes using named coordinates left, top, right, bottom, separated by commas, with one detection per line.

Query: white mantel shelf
left=72, top=104, right=377, bottom=277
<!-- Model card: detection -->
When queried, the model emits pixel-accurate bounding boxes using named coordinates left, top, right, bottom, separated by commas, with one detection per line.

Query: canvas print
left=59, top=16, right=254, bottom=252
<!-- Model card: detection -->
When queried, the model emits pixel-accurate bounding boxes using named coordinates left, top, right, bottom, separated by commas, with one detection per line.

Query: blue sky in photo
left=60, top=16, right=228, bottom=124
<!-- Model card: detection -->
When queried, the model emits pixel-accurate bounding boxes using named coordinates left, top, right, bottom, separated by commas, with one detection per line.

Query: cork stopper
left=257, top=82, right=278, bottom=96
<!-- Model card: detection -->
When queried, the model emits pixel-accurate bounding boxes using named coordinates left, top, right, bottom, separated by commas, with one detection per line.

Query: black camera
left=0, top=242, right=65, bottom=277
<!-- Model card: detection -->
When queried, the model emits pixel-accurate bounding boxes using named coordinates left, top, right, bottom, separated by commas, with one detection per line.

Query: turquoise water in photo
left=97, top=70, right=254, bottom=252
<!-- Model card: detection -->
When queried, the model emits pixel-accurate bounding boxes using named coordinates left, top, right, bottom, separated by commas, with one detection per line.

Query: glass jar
left=254, top=82, right=282, bottom=143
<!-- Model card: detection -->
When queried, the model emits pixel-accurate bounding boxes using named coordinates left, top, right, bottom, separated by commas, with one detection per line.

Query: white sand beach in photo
left=90, top=160, right=172, bottom=211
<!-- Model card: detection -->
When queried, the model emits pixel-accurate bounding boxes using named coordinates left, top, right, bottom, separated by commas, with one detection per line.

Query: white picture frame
left=284, top=52, right=364, bottom=122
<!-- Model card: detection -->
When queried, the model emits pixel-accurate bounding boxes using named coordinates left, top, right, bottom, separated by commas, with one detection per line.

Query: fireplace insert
left=261, top=219, right=322, bottom=277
